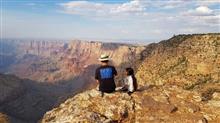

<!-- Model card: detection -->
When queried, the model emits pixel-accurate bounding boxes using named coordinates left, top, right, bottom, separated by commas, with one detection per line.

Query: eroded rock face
left=42, top=89, right=135, bottom=123
left=1, top=40, right=145, bottom=83
left=41, top=34, right=220, bottom=123
left=0, top=40, right=144, bottom=123
left=136, top=34, right=220, bottom=86
left=41, top=85, right=220, bottom=123
left=0, top=74, right=25, bottom=105
left=0, top=73, right=84, bottom=123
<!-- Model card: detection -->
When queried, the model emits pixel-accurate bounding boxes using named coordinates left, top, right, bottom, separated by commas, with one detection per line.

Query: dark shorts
left=101, top=90, right=115, bottom=93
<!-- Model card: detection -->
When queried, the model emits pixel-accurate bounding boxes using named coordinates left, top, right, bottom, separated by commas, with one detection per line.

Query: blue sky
left=1, top=0, right=220, bottom=43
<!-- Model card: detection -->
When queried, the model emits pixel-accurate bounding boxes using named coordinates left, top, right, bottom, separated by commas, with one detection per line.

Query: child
left=121, top=68, right=137, bottom=95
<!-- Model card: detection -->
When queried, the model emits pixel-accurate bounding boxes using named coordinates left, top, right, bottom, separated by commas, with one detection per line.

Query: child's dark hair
left=126, top=68, right=134, bottom=76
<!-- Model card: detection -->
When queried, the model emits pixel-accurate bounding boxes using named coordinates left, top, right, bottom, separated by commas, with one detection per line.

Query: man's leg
left=100, top=91, right=104, bottom=97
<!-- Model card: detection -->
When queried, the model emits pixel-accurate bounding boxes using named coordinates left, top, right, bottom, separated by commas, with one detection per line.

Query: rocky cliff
left=41, top=33, right=220, bottom=123
left=1, top=40, right=145, bottom=83
left=0, top=73, right=85, bottom=123
left=0, top=40, right=145, bottom=123
left=41, top=85, right=220, bottom=123
left=136, top=34, right=220, bottom=86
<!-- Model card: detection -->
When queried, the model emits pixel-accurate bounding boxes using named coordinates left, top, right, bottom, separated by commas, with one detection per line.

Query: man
left=95, top=54, right=117, bottom=97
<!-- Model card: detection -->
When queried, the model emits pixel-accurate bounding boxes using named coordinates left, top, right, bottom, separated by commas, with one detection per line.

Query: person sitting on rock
left=95, top=54, right=117, bottom=97
left=121, top=67, right=137, bottom=95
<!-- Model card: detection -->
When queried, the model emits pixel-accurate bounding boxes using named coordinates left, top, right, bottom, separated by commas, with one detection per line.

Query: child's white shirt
left=125, top=75, right=134, bottom=92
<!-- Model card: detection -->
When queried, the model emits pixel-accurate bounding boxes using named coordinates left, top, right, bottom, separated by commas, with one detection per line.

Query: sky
left=1, top=0, right=220, bottom=43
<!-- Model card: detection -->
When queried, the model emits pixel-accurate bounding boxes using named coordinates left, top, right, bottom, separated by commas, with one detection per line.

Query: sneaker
left=100, top=92, right=104, bottom=97
left=127, top=91, right=133, bottom=96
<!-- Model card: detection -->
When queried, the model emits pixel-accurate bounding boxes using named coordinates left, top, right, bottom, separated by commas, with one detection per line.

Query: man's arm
left=113, top=67, right=117, bottom=76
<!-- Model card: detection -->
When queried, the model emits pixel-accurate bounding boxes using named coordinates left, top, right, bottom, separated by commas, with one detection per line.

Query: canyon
left=1, top=39, right=145, bottom=83
left=0, top=39, right=145, bottom=123
left=0, top=33, right=219, bottom=123
left=41, top=33, right=220, bottom=123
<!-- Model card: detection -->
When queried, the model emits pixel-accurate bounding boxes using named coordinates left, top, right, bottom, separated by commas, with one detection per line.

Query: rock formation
left=1, top=33, right=219, bottom=123
left=136, top=34, right=220, bottom=86
left=0, top=73, right=85, bottom=123
left=1, top=40, right=145, bottom=83
left=41, top=85, right=220, bottom=123
left=0, top=40, right=145, bottom=123
left=41, top=33, right=220, bottom=123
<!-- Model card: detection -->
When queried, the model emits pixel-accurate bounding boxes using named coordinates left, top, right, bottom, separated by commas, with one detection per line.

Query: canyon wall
left=41, top=33, right=220, bottom=123
left=0, top=73, right=84, bottom=123
left=0, top=40, right=145, bottom=123
left=1, top=40, right=145, bottom=84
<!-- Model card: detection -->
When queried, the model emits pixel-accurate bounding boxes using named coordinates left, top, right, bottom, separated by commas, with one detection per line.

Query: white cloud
left=4, top=0, right=220, bottom=41
left=60, top=1, right=109, bottom=16
left=203, top=15, right=220, bottom=25
left=182, top=5, right=220, bottom=26
left=60, top=0, right=148, bottom=17
left=110, top=0, right=146, bottom=14
left=58, top=0, right=220, bottom=39
left=196, top=0, right=220, bottom=6
left=60, top=1, right=220, bottom=26
left=196, top=6, right=213, bottom=14
left=159, top=1, right=186, bottom=9
left=61, top=1, right=220, bottom=22
left=185, top=6, right=214, bottom=16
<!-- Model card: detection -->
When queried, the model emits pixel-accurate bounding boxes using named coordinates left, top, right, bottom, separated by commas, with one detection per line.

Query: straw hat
left=98, top=54, right=110, bottom=61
